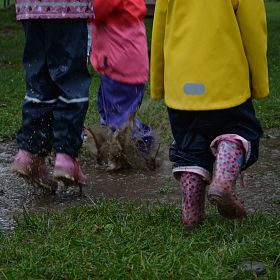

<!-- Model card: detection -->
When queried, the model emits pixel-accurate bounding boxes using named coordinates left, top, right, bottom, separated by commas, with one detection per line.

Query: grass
left=0, top=3, right=280, bottom=280
left=0, top=200, right=279, bottom=279
left=0, top=7, right=24, bottom=140
left=254, top=1, right=280, bottom=127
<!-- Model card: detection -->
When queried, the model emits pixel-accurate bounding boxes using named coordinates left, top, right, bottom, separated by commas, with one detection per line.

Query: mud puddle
left=1, top=129, right=280, bottom=231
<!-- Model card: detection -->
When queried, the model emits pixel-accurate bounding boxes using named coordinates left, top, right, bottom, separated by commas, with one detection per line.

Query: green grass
left=0, top=7, right=24, bottom=140
left=0, top=200, right=279, bottom=279
left=254, top=1, right=280, bottom=127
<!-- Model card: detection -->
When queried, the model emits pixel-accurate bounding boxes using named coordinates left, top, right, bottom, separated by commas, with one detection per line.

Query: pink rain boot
left=11, top=149, right=57, bottom=193
left=181, top=172, right=206, bottom=230
left=53, top=153, right=87, bottom=188
left=207, top=140, right=247, bottom=219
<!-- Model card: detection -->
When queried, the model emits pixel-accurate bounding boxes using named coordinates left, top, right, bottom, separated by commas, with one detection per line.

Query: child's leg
left=180, top=171, right=207, bottom=230
left=168, top=108, right=213, bottom=230
left=17, top=20, right=55, bottom=157
left=45, top=19, right=90, bottom=160
left=208, top=135, right=248, bottom=219
left=98, top=75, right=154, bottom=152
left=44, top=19, right=90, bottom=185
left=13, top=21, right=57, bottom=189
left=98, top=75, right=144, bottom=129
left=207, top=99, right=263, bottom=219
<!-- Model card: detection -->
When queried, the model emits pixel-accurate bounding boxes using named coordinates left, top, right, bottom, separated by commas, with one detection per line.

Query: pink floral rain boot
left=181, top=172, right=206, bottom=230
left=53, top=153, right=87, bottom=190
left=11, top=149, right=57, bottom=193
left=207, top=140, right=247, bottom=219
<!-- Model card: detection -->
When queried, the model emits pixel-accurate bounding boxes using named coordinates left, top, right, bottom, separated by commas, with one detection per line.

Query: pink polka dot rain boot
left=207, top=140, right=247, bottom=219
left=181, top=172, right=206, bottom=231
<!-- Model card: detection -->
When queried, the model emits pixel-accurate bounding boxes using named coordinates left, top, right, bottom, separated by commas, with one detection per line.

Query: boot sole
left=208, top=190, right=247, bottom=219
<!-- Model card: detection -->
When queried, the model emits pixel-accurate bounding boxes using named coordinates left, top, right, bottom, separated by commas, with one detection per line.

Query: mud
left=83, top=123, right=162, bottom=171
left=0, top=129, right=280, bottom=231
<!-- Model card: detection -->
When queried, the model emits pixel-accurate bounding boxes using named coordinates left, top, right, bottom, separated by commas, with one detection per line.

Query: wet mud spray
left=1, top=129, right=280, bottom=231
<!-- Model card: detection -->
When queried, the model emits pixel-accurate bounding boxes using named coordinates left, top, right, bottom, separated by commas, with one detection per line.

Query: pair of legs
left=168, top=99, right=263, bottom=230
left=97, top=75, right=154, bottom=154
left=12, top=19, right=91, bottom=191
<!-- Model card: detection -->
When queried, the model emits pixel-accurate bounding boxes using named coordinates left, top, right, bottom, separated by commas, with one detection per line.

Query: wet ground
left=0, top=129, right=280, bottom=231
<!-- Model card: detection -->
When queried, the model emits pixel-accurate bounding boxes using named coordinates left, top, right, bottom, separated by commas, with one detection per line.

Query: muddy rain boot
left=53, top=153, right=87, bottom=194
left=11, top=149, right=57, bottom=193
left=208, top=140, right=247, bottom=219
left=181, top=172, right=206, bottom=231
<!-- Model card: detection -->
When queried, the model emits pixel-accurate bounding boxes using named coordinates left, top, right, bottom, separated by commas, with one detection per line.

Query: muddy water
left=1, top=129, right=280, bottom=231
left=0, top=141, right=178, bottom=231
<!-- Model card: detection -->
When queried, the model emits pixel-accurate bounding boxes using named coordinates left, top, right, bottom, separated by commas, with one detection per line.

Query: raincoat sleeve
left=93, top=0, right=121, bottom=23
left=150, top=0, right=168, bottom=100
left=236, top=0, right=269, bottom=99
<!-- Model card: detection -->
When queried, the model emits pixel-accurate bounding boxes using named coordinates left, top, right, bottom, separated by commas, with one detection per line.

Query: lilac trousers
left=97, top=75, right=154, bottom=152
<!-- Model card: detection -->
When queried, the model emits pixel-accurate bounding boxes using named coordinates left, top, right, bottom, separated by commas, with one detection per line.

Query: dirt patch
left=1, top=129, right=280, bottom=231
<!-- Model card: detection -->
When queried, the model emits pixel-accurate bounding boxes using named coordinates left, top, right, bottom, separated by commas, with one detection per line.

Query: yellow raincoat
left=150, top=0, right=269, bottom=110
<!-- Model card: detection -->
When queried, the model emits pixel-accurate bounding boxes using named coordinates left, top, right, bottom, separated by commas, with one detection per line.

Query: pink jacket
left=15, top=0, right=94, bottom=20
left=90, top=0, right=149, bottom=84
